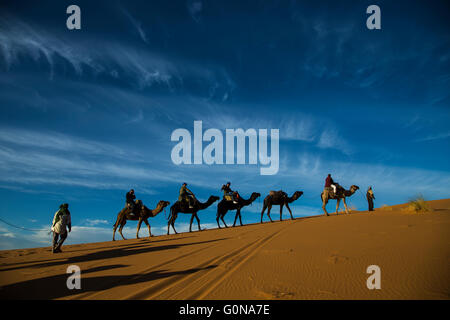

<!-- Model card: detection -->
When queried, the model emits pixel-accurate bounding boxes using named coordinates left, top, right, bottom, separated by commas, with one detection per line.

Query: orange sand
left=0, top=199, right=449, bottom=300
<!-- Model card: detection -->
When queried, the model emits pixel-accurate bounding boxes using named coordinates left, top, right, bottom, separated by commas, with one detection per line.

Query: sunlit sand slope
left=0, top=199, right=449, bottom=299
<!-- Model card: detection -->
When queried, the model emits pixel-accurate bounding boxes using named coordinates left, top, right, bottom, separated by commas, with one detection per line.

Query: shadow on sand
left=0, top=263, right=217, bottom=299
left=0, top=237, right=228, bottom=272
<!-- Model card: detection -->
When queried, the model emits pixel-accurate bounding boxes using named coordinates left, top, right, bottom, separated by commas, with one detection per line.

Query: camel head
left=350, top=185, right=359, bottom=193
left=292, top=191, right=304, bottom=200
left=208, top=195, right=220, bottom=203
left=250, top=192, right=261, bottom=201
left=158, top=200, right=171, bottom=209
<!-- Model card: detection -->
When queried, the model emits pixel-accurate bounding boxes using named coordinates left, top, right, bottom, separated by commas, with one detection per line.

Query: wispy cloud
left=415, top=131, right=450, bottom=142
left=187, top=0, right=203, bottom=23
left=317, top=129, right=353, bottom=155
left=0, top=15, right=235, bottom=96
left=0, top=127, right=131, bottom=158
left=82, top=219, right=109, bottom=227
left=121, top=7, right=149, bottom=43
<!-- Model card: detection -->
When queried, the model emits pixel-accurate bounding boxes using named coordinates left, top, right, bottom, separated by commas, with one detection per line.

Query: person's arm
left=67, top=211, right=72, bottom=232
left=52, top=210, right=61, bottom=227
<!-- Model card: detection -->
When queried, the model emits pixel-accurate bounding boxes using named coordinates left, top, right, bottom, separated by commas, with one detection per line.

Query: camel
left=167, top=195, right=220, bottom=235
left=260, top=190, right=303, bottom=223
left=112, top=200, right=170, bottom=241
left=321, top=185, right=359, bottom=216
left=216, top=192, right=261, bottom=228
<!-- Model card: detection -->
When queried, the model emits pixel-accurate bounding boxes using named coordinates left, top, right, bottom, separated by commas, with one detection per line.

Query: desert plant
left=405, top=195, right=430, bottom=213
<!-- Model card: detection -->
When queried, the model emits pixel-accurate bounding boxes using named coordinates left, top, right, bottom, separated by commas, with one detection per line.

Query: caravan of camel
left=112, top=183, right=359, bottom=241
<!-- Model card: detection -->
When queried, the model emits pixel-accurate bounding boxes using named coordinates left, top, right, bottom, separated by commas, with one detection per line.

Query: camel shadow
left=0, top=264, right=216, bottom=300
left=0, top=237, right=228, bottom=272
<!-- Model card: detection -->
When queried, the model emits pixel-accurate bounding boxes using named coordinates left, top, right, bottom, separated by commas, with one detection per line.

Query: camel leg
left=322, top=195, right=329, bottom=216
left=216, top=214, right=221, bottom=228
left=233, top=210, right=238, bottom=227
left=286, top=203, right=294, bottom=220
left=267, top=205, right=273, bottom=222
left=260, top=204, right=267, bottom=223
left=119, top=221, right=127, bottom=240
left=321, top=192, right=330, bottom=216
left=194, top=213, right=202, bottom=231
left=112, top=213, right=123, bottom=241
left=221, top=215, right=228, bottom=228
left=238, top=210, right=243, bottom=226
left=336, top=198, right=340, bottom=215
left=136, top=218, right=143, bottom=239
left=143, top=219, right=152, bottom=237
left=280, top=205, right=283, bottom=221
left=189, top=214, right=195, bottom=232
left=342, top=197, right=350, bottom=214
left=113, top=223, right=118, bottom=241
left=171, top=213, right=178, bottom=234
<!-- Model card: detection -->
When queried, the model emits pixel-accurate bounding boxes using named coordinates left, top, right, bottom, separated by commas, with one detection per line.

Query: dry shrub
left=404, top=195, right=431, bottom=213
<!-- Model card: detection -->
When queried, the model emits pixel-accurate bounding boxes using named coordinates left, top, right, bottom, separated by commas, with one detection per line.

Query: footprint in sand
left=327, top=254, right=349, bottom=264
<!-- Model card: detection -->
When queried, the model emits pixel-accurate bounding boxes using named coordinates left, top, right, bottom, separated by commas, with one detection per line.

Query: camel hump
left=269, top=190, right=284, bottom=196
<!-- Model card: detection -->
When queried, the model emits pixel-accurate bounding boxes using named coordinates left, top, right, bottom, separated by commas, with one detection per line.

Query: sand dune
left=0, top=199, right=449, bottom=300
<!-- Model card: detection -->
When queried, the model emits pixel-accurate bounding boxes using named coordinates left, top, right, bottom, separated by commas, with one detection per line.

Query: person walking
left=51, top=203, right=72, bottom=253
left=366, top=187, right=375, bottom=211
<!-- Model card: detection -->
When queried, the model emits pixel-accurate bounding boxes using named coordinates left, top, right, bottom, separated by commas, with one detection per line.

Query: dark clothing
left=325, top=176, right=334, bottom=188
left=179, top=185, right=195, bottom=207
left=366, top=190, right=375, bottom=211
left=126, top=191, right=136, bottom=214
left=221, top=184, right=233, bottom=196
left=126, top=191, right=136, bottom=204
left=178, top=185, right=194, bottom=202
left=53, top=231, right=67, bottom=252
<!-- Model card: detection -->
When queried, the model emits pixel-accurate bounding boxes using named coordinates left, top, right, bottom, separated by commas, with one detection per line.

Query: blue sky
left=0, top=0, right=449, bottom=250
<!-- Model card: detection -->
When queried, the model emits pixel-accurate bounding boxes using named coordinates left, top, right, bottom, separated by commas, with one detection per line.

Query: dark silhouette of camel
left=216, top=192, right=260, bottom=228
left=113, top=200, right=170, bottom=241
left=167, top=195, right=220, bottom=234
left=260, top=190, right=303, bottom=223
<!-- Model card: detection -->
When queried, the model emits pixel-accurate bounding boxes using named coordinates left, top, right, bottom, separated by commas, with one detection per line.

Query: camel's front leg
left=233, top=210, right=239, bottom=227
left=171, top=214, right=178, bottom=234
left=136, top=218, right=143, bottom=239
left=280, top=205, right=283, bottom=221
left=216, top=214, right=222, bottom=228
left=167, top=219, right=171, bottom=235
left=143, top=219, right=152, bottom=237
left=260, top=204, right=267, bottom=223
left=335, top=199, right=340, bottom=215
left=189, top=214, right=195, bottom=232
left=322, top=194, right=329, bottom=216
left=285, top=203, right=294, bottom=220
left=267, top=205, right=273, bottom=222
left=342, top=197, right=350, bottom=214
left=119, top=221, right=127, bottom=240
left=221, top=214, right=228, bottom=228
left=194, top=213, right=202, bottom=231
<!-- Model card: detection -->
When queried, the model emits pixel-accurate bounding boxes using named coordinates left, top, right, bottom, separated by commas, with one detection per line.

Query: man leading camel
left=367, top=186, right=375, bottom=211
left=51, top=203, right=71, bottom=253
